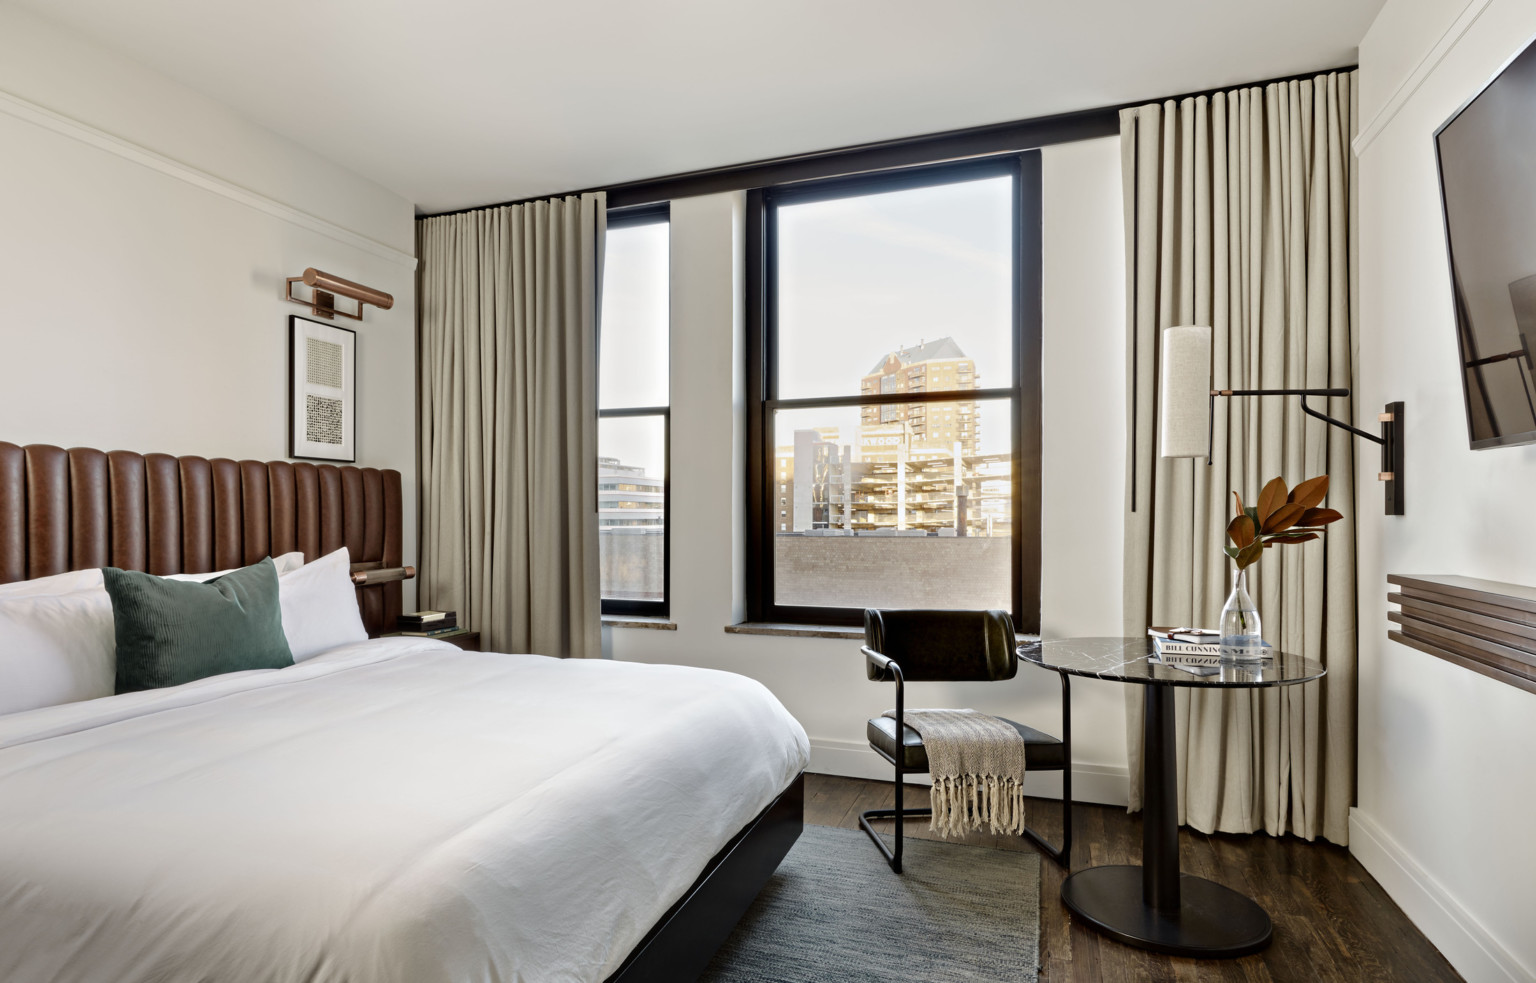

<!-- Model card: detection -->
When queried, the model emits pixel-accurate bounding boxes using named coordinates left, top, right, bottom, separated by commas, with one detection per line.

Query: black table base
left=1061, top=866, right=1272, bottom=958
left=1069, top=683, right=1275, bottom=958
left=1021, top=638, right=1325, bottom=961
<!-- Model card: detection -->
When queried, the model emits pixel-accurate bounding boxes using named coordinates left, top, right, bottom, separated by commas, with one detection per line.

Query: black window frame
left=745, top=153, right=1042, bottom=631
left=599, top=202, right=671, bottom=619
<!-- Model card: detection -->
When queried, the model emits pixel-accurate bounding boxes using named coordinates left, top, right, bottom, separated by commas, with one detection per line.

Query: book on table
left=401, top=610, right=454, bottom=624
left=1149, top=639, right=1222, bottom=676
left=1147, top=626, right=1221, bottom=643
left=397, top=625, right=464, bottom=637
left=398, top=610, right=458, bottom=632
left=1148, top=631, right=1272, bottom=675
left=1152, top=639, right=1221, bottom=658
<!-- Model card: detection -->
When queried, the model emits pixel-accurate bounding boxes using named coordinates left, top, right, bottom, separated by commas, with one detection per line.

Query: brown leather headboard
left=0, top=442, right=403, bottom=636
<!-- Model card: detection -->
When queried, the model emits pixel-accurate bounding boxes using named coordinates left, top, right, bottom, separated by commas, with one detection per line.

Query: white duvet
left=0, top=638, right=809, bottom=983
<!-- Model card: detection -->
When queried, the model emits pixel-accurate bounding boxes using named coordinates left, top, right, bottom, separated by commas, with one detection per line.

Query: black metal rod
left=1216, top=388, right=1350, bottom=397
left=1207, top=388, right=1384, bottom=451
left=1464, top=349, right=1528, bottom=367
left=893, top=661, right=905, bottom=873
left=857, top=653, right=909, bottom=873
left=1060, top=671, right=1073, bottom=867
left=419, top=64, right=1353, bottom=218
left=1142, top=685, right=1180, bottom=911
left=1299, top=394, right=1383, bottom=445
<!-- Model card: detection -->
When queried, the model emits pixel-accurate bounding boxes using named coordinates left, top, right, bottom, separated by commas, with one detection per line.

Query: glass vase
left=1219, top=568, right=1265, bottom=665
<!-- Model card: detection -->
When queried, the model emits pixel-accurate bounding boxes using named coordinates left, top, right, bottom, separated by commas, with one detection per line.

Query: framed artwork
left=289, top=315, right=356, bottom=462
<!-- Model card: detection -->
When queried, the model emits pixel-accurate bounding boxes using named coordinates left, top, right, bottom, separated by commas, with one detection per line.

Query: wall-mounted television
left=1436, top=35, right=1536, bottom=449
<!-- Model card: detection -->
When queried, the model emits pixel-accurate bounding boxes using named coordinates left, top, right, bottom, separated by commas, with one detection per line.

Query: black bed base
left=604, top=772, right=805, bottom=983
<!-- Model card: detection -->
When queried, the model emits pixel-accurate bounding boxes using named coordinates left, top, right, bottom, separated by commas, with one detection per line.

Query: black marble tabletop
left=1019, top=637, right=1326, bottom=688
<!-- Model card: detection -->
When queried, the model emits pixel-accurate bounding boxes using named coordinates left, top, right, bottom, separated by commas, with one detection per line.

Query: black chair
left=858, top=608, right=1072, bottom=873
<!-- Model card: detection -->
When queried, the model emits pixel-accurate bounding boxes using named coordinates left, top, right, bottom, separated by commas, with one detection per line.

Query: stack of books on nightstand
left=397, top=611, right=460, bottom=637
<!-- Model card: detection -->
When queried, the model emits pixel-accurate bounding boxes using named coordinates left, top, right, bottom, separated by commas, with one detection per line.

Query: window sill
left=724, top=622, right=863, bottom=640
left=602, top=615, right=677, bottom=631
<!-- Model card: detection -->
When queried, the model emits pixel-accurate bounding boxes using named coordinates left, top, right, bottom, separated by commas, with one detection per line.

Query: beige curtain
left=416, top=193, right=605, bottom=659
left=1121, top=73, right=1357, bottom=843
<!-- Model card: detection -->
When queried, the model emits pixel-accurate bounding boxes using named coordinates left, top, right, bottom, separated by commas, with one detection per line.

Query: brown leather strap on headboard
left=0, top=442, right=403, bottom=636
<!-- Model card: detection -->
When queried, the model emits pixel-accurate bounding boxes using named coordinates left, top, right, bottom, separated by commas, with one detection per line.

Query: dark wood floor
left=805, top=774, right=1462, bottom=983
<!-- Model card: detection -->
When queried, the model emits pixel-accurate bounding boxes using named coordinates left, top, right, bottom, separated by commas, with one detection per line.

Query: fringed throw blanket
left=883, top=708, right=1027, bottom=837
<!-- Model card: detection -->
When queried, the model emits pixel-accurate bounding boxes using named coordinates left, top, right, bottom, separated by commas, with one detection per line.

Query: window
left=599, top=204, right=670, bottom=617
left=746, top=156, right=1041, bottom=629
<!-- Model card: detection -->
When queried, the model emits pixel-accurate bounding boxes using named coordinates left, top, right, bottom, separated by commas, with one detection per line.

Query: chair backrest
left=864, top=609, right=1018, bottom=682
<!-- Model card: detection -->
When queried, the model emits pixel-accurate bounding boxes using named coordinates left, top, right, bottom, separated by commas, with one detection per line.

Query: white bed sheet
left=0, top=638, right=809, bottom=983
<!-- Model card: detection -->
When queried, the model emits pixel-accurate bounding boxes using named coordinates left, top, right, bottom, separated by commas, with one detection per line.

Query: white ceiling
left=14, top=0, right=1384, bottom=214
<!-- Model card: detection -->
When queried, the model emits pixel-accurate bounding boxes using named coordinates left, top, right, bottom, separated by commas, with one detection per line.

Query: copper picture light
left=286, top=268, right=394, bottom=321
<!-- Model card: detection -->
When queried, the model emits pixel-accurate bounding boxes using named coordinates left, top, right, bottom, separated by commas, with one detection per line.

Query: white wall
left=606, top=137, right=1130, bottom=803
left=1354, top=2, right=1536, bottom=981
left=0, top=6, right=418, bottom=602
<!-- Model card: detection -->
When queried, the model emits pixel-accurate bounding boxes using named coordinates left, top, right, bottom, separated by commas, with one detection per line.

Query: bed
left=0, top=441, right=809, bottom=983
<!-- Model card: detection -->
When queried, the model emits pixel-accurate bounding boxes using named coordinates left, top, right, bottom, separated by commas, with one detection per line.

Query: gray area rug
left=699, top=824, right=1040, bottom=982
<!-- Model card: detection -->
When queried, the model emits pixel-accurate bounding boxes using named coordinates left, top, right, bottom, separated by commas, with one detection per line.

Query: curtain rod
left=417, top=63, right=1357, bottom=220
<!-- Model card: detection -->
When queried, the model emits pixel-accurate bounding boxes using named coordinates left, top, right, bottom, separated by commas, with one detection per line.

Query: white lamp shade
left=1159, top=325, right=1213, bottom=459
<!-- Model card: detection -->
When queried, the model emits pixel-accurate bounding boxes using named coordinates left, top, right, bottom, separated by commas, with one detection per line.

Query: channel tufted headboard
left=0, top=442, right=404, bottom=636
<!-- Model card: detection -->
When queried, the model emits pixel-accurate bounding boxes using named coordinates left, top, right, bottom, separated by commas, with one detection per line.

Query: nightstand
left=439, top=630, right=480, bottom=652
left=381, top=629, right=481, bottom=652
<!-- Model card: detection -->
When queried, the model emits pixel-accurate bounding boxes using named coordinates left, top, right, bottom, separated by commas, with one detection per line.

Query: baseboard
left=1349, top=808, right=1533, bottom=983
left=808, top=738, right=894, bottom=782
left=808, top=738, right=1130, bottom=807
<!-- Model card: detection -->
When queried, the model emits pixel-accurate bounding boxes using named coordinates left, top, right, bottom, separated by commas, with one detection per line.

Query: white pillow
left=0, top=552, right=305, bottom=597
left=0, top=590, right=116, bottom=714
left=278, top=547, right=368, bottom=662
left=0, top=552, right=314, bottom=715
left=0, top=568, right=105, bottom=599
left=165, top=551, right=306, bottom=582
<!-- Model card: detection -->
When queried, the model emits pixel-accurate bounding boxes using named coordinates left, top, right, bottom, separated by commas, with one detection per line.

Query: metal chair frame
left=857, top=645, right=1073, bottom=873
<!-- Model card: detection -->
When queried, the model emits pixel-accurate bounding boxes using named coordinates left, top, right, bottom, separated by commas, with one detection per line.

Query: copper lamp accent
left=286, top=268, right=394, bottom=321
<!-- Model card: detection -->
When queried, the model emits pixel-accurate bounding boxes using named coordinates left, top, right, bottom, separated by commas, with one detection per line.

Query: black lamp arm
left=1208, top=387, right=1382, bottom=446
left=1204, top=386, right=1404, bottom=516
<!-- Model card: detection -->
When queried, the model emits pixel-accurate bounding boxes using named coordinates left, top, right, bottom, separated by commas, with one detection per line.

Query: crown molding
left=1353, top=0, right=1495, bottom=156
left=0, top=87, right=416, bottom=269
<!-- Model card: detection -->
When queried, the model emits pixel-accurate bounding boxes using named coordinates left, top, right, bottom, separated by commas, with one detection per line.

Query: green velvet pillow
left=103, top=558, right=294, bottom=694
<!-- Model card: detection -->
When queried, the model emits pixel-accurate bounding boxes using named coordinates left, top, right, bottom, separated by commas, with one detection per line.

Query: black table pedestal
left=1059, top=684, right=1273, bottom=958
left=1061, top=866, right=1272, bottom=958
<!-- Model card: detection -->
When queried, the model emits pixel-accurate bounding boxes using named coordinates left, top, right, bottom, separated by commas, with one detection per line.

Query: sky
left=599, top=220, right=669, bottom=478
left=776, top=174, right=1013, bottom=400
left=598, top=173, right=1015, bottom=478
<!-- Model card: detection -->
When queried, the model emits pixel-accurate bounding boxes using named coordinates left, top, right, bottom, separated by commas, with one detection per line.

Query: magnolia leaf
left=1233, top=490, right=1245, bottom=517
left=1256, top=476, right=1288, bottom=522
left=1236, top=540, right=1265, bottom=569
left=1227, top=513, right=1258, bottom=548
left=1223, top=545, right=1241, bottom=560
left=1260, top=502, right=1306, bottom=534
left=1266, top=532, right=1320, bottom=545
left=1299, top=507, right=1343, bottom=527
left=1288, top=474, right=1330, bottom=510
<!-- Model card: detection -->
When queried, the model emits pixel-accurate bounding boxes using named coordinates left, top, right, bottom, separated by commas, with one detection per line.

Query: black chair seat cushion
left=867, top=714, right=1066, bottom=772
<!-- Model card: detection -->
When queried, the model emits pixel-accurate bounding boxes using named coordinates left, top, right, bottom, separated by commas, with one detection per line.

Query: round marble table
left=1020, top=637, right=1326, bottom=959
